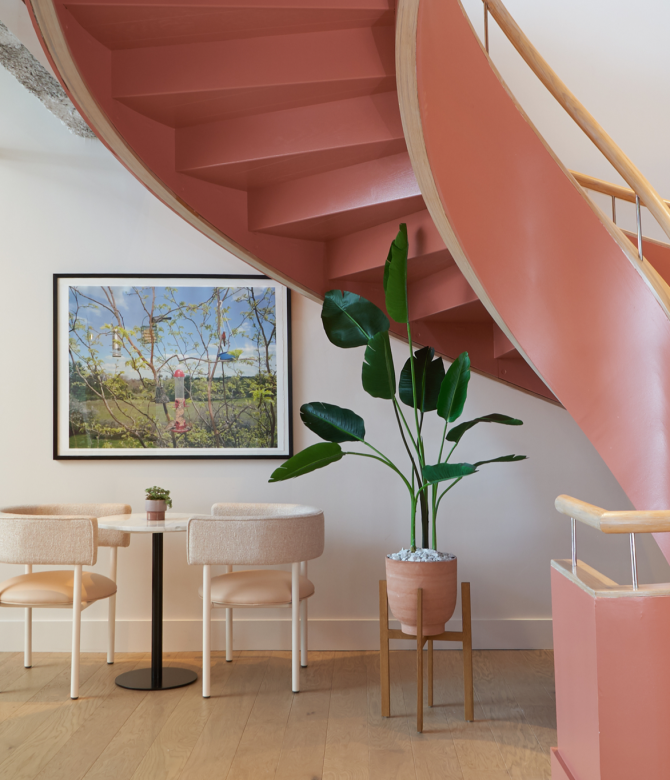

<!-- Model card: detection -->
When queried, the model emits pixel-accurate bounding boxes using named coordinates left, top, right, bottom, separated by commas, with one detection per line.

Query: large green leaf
left=399, top=346, right=445, bottom=412
left=437, top=352, right=471, bottom=422
left=422, top=356, right=445, bottom=412
left=300, top=402, right=365, bottom=443
left=422, top=462, right=478, bottom=485
left=321, top=290, right=389, bottom=349
left=383, top=224, right=409, bottom=323
left=473, top=454, right=527, bottom=467
left=446, top=414, right=523, bottom=444
left=399, top=346, right=433, bottom=407
left=362, top=331, right=396, bottom=399
left=269, top=442, right=344, bottom=482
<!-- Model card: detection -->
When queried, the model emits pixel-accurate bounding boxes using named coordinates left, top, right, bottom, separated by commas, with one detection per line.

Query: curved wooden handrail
left=399, top=0, right=670, bottom=564
left=555, top=495, right=670, bottom=534
left=571, top=171, right=670, bottom=211
left=483, top=0, right=670, bottom=245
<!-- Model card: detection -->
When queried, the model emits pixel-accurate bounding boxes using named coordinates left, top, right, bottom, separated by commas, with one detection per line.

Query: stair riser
left=67, top=2, right=394, bottom=50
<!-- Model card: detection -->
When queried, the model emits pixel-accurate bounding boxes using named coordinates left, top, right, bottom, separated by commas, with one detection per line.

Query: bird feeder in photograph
left=217, top=329, right=236, bottom=362
left=166, top=369, right=192, bottom=434
left=112, top=327, right=122, bottom=358
left=140, top=323, right=155, bottom=346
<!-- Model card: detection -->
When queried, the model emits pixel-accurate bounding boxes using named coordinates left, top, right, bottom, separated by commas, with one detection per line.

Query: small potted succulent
left=270, top=224, right=527, bottom=636
left=145, top=486, right=172, bottom=522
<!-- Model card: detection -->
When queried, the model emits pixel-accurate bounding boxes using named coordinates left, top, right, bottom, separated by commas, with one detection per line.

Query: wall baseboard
left=0, top=617, right=553, bottom=651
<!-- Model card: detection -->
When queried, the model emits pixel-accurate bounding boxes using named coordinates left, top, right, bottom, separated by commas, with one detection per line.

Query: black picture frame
left=53, top=273, right=292, bottom=460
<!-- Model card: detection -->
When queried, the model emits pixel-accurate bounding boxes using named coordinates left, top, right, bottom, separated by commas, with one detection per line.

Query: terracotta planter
left=385, top=555, right=458, bottom=636
left=146, top=499, right=167, bottom=522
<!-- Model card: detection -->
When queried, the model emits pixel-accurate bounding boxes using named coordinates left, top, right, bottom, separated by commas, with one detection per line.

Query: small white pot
left=146, top=499, right=167, bottom=521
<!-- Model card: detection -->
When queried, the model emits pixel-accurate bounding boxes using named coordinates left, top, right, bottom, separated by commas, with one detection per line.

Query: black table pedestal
left=115, top=533, right=198, bottom=691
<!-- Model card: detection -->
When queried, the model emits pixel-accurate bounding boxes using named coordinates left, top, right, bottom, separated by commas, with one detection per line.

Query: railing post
left=571, top=517, right=577, bottom=573
left=611, top=195, right=616, bottom=224
left=636, top=195, right=643, bottom=262
left=484, top=2, right=489, bottom=53
left=630, top=533, right=638, bottom=590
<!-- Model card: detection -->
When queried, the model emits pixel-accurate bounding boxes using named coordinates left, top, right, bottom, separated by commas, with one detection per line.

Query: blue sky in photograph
left=69, top=283, right=276, bottom=377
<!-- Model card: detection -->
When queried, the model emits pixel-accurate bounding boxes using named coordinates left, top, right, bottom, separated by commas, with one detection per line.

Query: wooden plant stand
left=379, top=580, right=474, bottom=732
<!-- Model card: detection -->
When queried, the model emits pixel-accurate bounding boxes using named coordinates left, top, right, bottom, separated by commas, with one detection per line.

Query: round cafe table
left=98, top=513, right=197, bottom=691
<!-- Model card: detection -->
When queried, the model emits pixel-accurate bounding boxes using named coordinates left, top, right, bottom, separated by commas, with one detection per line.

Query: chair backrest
left=1, top=503, right=131, bottom=518
left=187, top=503, right=324, bottom=566
left=0, top=504, right=131, bottom=549
left=0, top=515, right=98, bottom=565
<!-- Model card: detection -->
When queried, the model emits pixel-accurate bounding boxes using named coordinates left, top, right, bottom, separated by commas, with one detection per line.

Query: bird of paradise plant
left=270, top=224, right=527, bottom=551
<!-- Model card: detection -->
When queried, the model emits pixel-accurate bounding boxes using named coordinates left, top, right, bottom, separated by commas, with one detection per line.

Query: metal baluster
left=630, top=533, right=638, bottom=590
left=611, top=196, right=616, bottom=224
left=571, top=517, right=577, bottom=573
left=484, top=3, right=489, bottom=53
left=636, top=195, right=643, bottom=261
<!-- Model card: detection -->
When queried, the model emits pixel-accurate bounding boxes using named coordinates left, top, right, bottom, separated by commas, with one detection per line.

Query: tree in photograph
left=68, top=284, right=279, bottom=449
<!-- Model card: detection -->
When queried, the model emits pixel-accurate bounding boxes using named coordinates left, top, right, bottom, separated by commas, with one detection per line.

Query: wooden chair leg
left=379, top=580, right=391, bottom=717
left=203, top=565, right=211, bottom=698
left=428, top=639, right=433, bottom=707
left=462, top=582, right=474, bottom=722
left=291, top=562, right=300, bottom=693
left=417, top=588, right=423, bottom=733
left=71, top=565, right=82, bottom=700
left=107, top=547, right=117, bottom=665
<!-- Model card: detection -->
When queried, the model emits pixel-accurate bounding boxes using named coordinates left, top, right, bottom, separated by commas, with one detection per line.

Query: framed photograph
left=54, top=274, right=292, bottom=459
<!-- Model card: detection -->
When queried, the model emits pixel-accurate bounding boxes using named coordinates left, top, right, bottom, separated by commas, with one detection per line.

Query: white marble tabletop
left=97, top=512, right=192, bottom=533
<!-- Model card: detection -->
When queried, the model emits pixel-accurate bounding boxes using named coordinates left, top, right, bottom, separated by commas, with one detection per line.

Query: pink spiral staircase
left=26, top=0, right=670, bottom=558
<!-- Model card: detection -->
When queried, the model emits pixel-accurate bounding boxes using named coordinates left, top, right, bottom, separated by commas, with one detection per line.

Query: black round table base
left=115, top=667, right=198, bottom=691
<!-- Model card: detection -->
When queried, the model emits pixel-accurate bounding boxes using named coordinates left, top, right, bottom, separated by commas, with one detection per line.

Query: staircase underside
left=27, top=0, right=568, bottom=402
left=25, top=0, right=670, bottom=415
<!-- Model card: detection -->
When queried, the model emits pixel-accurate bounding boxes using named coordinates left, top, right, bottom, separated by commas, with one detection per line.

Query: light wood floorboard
left=322, top=651, right=371, bottom=780
left=0, top=651, right=556, bottom=780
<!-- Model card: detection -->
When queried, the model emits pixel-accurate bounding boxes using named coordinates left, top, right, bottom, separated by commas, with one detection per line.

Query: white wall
left=1, top=2, right=669, bottom=653
left=461, top=0, right=670, bottom=244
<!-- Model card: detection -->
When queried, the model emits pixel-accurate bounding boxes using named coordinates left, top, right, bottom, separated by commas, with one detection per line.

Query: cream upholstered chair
left=0, top=504, right=131, bottom=667
left=0, top=513, right=117, bottom=699
left=187, top=503, right=325, bottom=697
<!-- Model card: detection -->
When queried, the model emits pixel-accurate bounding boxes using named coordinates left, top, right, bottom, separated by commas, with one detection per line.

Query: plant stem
left=435, top=477, right=464, bottom=513
left=432, top=426, right=455, bottom=551
left=406, top=325, right=422, bottom=458
left=393, top=398, right=420, bottom=456
left=407, top=322, right=428, bottom=547
left=410, top=494, right=417, bottom=551
left=349, top=447, right=414, bottom=495
left=393, top=400, right=422, bottom=487
left=437, top=420, right=449, bottom=464
left=444, top=441, right=458, bottom=463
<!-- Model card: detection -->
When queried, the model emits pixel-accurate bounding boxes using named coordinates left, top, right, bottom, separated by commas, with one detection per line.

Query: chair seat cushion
left=0, top=570, right=117, bottom=606
left=200, top=569, right=314, bottom=606
left=98, top=529, right=131, bottom=548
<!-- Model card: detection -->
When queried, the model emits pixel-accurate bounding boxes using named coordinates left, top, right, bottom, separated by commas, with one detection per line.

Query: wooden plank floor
left=0, top=651, right=556, bottom=780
